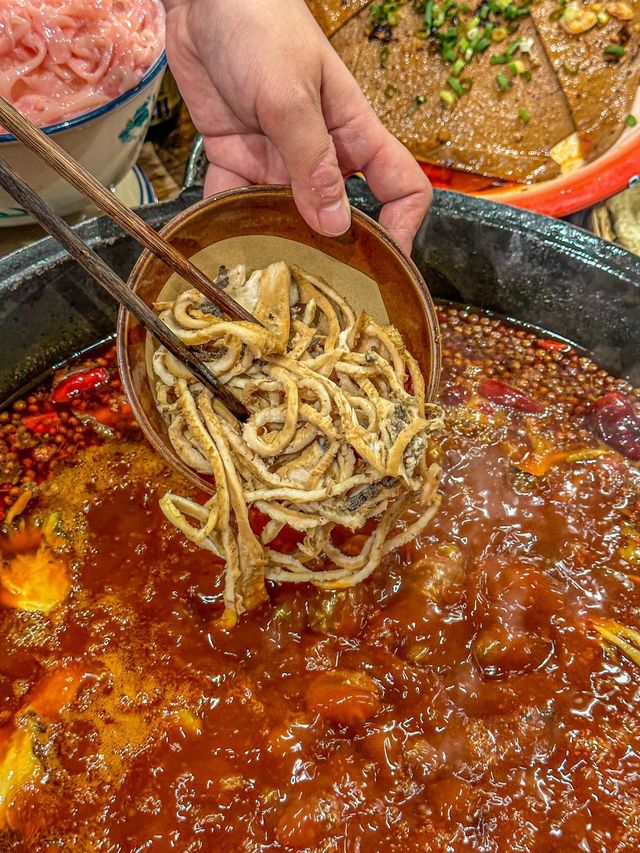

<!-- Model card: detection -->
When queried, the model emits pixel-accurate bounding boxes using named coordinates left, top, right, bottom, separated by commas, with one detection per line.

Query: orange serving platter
left=420, top=121, right=640, bottom=217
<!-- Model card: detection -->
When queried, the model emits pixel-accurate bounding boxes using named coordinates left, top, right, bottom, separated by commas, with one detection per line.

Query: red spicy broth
left=1, top=306, right=640, bottom=851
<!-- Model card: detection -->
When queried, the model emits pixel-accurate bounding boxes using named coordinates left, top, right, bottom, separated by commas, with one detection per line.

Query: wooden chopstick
left=0, top=95, right=258, bottom=327
left=0, top=156, right=249, bottom=420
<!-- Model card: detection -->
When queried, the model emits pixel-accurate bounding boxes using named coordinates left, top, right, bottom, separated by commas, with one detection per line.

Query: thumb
left=261, top=89, right=351, bottom=238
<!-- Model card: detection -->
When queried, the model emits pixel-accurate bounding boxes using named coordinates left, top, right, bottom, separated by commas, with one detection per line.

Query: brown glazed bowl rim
left=117, top=184, right=441, bottom=493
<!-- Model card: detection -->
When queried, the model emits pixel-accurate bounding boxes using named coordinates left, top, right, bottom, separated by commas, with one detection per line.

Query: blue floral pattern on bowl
left=118, top=97, right=153, bottom=144
left=0, top=206, right=28, bottom=219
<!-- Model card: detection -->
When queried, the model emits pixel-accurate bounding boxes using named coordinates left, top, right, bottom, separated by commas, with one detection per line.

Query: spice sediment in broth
left=1, top=307, right=640, bottom=851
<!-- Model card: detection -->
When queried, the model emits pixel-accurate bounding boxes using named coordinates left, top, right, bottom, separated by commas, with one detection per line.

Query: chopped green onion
left=459, top=3, right=471, bottom=10
left=460, top=76, right=474, bottom=92
left=452, top=58, right=466, bottom=76
left=458, top=37, right=470, bottom=53
left=425, top=0, right=434, bottom=29
left=467, top=26, right=480, bottom=40
left=409, top=94, right=427, bottom=114
left=518, top=108, right=531, bottom=123
left=485, top=22, right=494, bottom=36
left=440, top=89, right=457, bottom=105
left=522, top=69, right=532, bottom=81
left=443, top=45, right=458, bottom=61
left=448, top=76, right=465, bottom=95
left=496, top=72, right=511, bottom=91
left=475, top=36, right=492, bottom=51
left=480, top=4, right=490, bottom=17
left=469, top=14, right=481, bottom=26
left=626, top=114, right=638, bottom=127
left=506, top=38, right=523, bottom=56
left=597, top=9, right=610, bottom=24
left=490, top=52, right=509, bottom=64
left=604, top=43, right=625, bottom=58
left=496, top=0, right=510, bottom=10
left=509, top=59, right=526, bottom=74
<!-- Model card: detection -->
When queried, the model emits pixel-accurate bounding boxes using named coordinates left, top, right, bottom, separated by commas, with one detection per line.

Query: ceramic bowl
left=0, top=52, right=166, bottom=227
left=117, top=185, right=442, bottom=492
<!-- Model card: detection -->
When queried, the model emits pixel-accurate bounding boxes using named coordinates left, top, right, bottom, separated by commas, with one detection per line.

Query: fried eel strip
left=154, top=261, right=442, bottom=624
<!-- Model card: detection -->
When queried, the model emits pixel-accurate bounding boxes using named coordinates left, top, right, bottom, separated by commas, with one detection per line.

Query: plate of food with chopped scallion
left=308, top=0, right=640, bottom=216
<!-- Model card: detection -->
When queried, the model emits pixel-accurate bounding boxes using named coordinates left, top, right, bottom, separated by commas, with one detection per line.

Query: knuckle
left=308, top=155, right=343, bottom=199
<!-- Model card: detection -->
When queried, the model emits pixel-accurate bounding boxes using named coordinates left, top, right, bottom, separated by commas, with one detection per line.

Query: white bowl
left=0, top=52, right=166, bottom=227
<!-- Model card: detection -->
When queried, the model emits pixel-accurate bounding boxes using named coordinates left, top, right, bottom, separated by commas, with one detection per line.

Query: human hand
left=163, top=0, right=431, bottom=254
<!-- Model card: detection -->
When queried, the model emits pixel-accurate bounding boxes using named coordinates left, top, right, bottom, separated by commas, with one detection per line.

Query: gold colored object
left=605, top=1, right=635, bottom=20
left=594, top=619, right=640, bottom=667
left=591, top=182, right=640, bottom=254
left=560, top=3, right=598, bottom=34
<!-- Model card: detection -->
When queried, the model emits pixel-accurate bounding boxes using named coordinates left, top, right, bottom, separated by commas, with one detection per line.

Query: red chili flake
left=478, top=379, right=545, bottom=414
left=249, top=506, right=305, bottom=554
left=588, top=392, right=640, bottom=460
left=52, top=367, right=109, bottom=405
left=22, top=412, right=61, bottom=435
left=535, top=338, right=572, bottom=353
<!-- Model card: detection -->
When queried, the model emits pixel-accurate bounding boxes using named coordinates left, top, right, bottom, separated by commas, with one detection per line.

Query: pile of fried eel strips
left=153, top=261, right=443, bottom=626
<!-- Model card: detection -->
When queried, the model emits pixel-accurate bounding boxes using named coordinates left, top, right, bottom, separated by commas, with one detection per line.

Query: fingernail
left=317, top=193, right=351, bottom=237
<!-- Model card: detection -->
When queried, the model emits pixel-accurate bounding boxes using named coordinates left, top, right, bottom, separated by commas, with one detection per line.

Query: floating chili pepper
left=535, top=338, right=572, bottom=352
left=478, top=379, right=545, bottom=413
left=249, top=507, right=305, bottom=554
left=90, top=402, right=133, bottom=429
left=588, top=392, right=640, bottom=460
left=52, top=367, right=109, bottom=404
left=22, top=412, right=61, bottom=435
